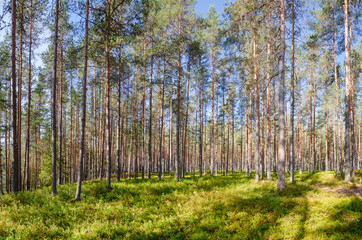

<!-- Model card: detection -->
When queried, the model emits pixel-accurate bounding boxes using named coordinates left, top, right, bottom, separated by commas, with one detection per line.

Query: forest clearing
left=1, top=171, right=361, bottom=239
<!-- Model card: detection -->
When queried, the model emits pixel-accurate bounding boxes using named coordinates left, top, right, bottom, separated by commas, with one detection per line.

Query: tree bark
left=266, top=11, right=272, bottom=181
left=210, top=48, right=215, bottom=178
left=175, top=14, right=182, bottom=181
left=17, top=0, right=24, bottom=191
left=253, top=26, right=260, bottom=182
left=290, top=0, right=295, bottom=183
left=148, top=30, right=154, bottom=179
left=58, top=30, right=64, bottom=185
left=116, top=47, right=122, bottom=182
left=277, top=0, right=286, bottom=191
left=51, top=0, right=59, bottom=196
left=343, top=0, right=352, bottom=182
left=75, top=0, right=89, bottom=200
left=24, top=0, right=33, bottom=191
left=169, top=71, right=173, bottom=177
left=158, top=57, right=166, bottom=180
left=105, top=0, right=112, bottom=188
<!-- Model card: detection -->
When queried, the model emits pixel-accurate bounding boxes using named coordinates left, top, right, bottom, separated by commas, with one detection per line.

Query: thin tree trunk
left=290, top=0, right=295, bottom=183
left=5, top=109, right=9, bottom=192
left=273, top=74, right=277, bottom=175
left=231, top=85, right=235, bottom=175
left=248, top=92, right=253, bottom=177
left=116, top=47, right=122, bottom=182
left=348, top=9, right=355, bottom=180
left=266, top=11, right=272, bottom=181
left=175, top=16, right=182, bottom=182
left=148, top=31, right=154, bottom=179
left=24, top=0, right=33, bottom=191
left=313, top=77, right=316, bottom=172
left=343, top=0, right=352, bottom=182
left=0, top=114, right=3, bottom=194
left=325, top=78, right=329, bottom=172
left=332, top=7, right=342, bottom=177
left=58, top=31, right=64, bottom=185
left=277, top=0, right=286, bottom=191
left=210, top=47, right=215, bottom=178
left=169, top=71, right=173, bottom=177
left=75, top=0, right=89, bottom=200
left=17, top=0, right=24, bottom=191
left=51, top=0, right=59, bottom=196
left=105, top=0, right=111, bottom=188
left=182, top=60, right=190, bottom=178
left=158, top=57, right=166, bottom=180
left=198, top=55, right=203, bottom=178
left=253, top=26, right=260, bottom=182
left=141, top=25, right=147, bottom=180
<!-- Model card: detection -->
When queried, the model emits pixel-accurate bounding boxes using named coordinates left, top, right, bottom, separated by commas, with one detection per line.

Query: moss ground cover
left=0, top=171, right=361, bottom=239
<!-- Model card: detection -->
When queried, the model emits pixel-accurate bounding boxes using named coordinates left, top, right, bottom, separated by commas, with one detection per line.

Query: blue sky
left=195, top=0, right=227, bottom=16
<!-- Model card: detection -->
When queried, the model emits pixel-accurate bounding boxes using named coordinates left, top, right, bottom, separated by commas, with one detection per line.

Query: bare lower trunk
left=343, top=0, right=351, bottom=182
left=277, top=0, right=286, bottom=191
left=105, top=0, right=112, bottom=188
left=290, top=0, right=295, bottom=183
left=51, top=0, right=59, bottom=195
left=75, top=0, right=89, bottom=200
left=24, top=0, right=33, bottom=191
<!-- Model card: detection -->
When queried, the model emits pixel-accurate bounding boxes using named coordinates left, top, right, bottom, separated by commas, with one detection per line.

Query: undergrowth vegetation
left=0, top=171, right=361, bottom=239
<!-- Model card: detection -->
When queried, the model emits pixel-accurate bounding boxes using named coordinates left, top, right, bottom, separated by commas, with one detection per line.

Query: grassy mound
left=0, top=171, right=361, bottom=239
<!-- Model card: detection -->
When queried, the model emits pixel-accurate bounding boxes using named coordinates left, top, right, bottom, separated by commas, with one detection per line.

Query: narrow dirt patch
left=319, top=184, right=362, bottom=197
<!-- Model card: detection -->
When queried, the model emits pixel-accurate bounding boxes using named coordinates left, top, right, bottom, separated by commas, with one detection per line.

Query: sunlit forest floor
left=0, top=170, right=361, bottom=239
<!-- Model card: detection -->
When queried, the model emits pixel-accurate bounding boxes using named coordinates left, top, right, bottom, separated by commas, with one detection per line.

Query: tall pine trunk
left=158, top=57, right=166, bottom=180
left=148, top=32, right=154, bottom=179
left=105, top=0, right=112, bottom=188
left=266, top=11, right=272, bottom=181
left=51, top=0, right=59, bottom=196
left=58, top=31, right=64, bottom=185
left=290, top=0, right=295, bottom=183
left=343, top=0, right=352, bottom=183
left=24, top=0, right=33, bottom=191
left=253, top=26, right=260, bottom=182
left=277, top=0, right=286, bottom=191
left=75, top=0, right=89, bottom=200
left=17, top=0, right=24, bottom=191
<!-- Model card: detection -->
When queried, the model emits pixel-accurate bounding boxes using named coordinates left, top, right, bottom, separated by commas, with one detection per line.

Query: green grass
left=0, top=171, right=361, bottom=239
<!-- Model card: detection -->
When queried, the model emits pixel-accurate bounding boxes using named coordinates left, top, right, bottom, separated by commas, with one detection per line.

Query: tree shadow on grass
left=79, top=173, right=251, bottom=203
left=202, top=183, right=311, bottom=239
left=311, top=197, right=362, bottom=239
left=91, top=182, right=312, bottom=240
